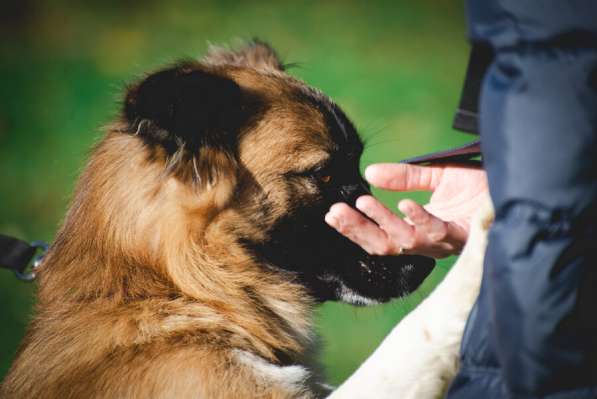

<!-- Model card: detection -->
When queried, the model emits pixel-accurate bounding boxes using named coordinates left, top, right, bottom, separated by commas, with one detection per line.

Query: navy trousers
left=447, top=2, right=597, bottom=398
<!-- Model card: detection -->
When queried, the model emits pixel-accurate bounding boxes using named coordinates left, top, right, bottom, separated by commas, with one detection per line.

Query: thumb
left=364, top=163, right=443, bottom=192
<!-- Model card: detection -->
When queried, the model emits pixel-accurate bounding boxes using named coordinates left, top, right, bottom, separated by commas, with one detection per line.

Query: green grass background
left=0, top=0, right=473, bottom=385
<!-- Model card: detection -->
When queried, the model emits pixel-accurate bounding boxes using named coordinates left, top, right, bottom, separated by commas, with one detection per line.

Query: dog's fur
left=1, top=41, right=437, bottom=399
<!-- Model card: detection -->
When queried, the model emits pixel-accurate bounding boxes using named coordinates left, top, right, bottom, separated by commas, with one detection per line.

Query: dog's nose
left=340, top=184, right=358, bottom=201
left=340, top=178, right=371, bottom=205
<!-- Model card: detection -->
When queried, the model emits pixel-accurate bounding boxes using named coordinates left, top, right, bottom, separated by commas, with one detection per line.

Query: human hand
left=325, top=163, right=488, bottom=258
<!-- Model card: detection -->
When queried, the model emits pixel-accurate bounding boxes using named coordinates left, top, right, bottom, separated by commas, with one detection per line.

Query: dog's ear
left=204, top=39, right=285, bottom=72
left=123, top=62, right=247, bottom=154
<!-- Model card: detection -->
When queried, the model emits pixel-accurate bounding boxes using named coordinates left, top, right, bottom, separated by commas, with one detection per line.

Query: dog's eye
left=312, top=168, right=332, bottom=184
left=292, top=163, right=333, bottom=184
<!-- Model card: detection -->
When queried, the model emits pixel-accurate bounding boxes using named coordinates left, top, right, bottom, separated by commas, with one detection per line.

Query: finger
left=422, top=243, right=459, bottom=259
left=355, top=195, right=416, bottom=250
left=364, top=163, right=444, bottom=192
left=325, top=203, right=394, bottom=255
left=398, top=199, right=447, bottom=241
left=399, top=199, right=468, bottom=249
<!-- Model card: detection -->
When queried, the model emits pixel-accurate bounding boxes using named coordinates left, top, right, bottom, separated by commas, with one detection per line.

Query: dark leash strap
left=400, top=44, right=491, bottom=166
left=400, top=140, right=481, bottom=166
left=0, top=233, right=48, bottom=281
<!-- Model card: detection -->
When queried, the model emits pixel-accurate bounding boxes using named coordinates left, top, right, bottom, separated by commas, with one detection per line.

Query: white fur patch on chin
left=320, top=275, right=380, bottom=306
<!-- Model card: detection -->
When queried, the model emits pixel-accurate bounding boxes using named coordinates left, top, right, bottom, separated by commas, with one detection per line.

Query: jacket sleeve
left=456, top=1, right=597, bottom=397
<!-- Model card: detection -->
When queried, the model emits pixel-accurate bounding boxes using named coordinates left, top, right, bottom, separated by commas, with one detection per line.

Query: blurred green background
left=0, top=0, right=473, bottom=386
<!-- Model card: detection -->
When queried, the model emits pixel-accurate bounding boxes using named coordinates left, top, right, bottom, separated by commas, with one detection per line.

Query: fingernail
left=398, top=202, right=410, bottom=214
left=355, top=197, right=367, bottom=211
left=325, top=213, right=338, bottom=226
left=364, top=165, right=378, bottom=181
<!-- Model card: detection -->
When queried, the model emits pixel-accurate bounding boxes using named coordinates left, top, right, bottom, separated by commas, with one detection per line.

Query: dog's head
left=120, top=41, right=434, bottom=305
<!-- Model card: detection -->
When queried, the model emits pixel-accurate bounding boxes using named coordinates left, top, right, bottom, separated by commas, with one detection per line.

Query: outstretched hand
left=325, top=163, right=488, bottom=258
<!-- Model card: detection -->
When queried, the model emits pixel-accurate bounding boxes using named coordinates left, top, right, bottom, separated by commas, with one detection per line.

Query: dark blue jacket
left=447, top=1, right=597, bottom=398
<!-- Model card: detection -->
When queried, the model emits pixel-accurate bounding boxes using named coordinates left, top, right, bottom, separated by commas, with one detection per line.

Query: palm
left=424, top=165, right=488, bottom=232
left=325, top=163, right=489, bottom=258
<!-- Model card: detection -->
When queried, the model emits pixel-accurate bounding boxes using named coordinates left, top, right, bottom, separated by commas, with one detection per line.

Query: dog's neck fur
left=33, top=132, right=314, bottom=370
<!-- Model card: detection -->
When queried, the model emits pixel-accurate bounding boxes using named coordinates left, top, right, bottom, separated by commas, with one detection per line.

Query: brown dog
left=1, top=41, right=434, bottom=399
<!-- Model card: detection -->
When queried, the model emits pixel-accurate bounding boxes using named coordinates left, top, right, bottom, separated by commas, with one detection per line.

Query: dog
left=1, top=41, right=436, bottom=399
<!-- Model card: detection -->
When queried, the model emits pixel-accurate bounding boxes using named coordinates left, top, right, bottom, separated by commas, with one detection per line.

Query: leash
left=400, top=140, right=481, bottom=166
left=399, top=44, right=490, bottom=166
left=0, top=234, right=48, bottom=281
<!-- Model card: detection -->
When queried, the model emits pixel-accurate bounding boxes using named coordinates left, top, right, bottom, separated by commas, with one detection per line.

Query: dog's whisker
left=133, top=119, right=147, bottom=136
left=364, top=138, right=404, bottom=150
left=361, top=129, right=387, bottom=145
left=192, top=156, right=202, bottom=186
